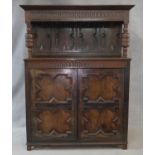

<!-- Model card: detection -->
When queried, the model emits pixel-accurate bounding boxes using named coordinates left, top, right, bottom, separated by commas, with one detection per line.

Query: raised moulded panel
left=81, top=108, right=120, bottom=138
left=30, top=69, right=74, bottom=105
left=80, top=69, right=123, bottom=102
left=78, top=69, right=124, bottom=140
left=28, top=68, right=77, bottom=141
left=31, top=109, right=75, bottom=141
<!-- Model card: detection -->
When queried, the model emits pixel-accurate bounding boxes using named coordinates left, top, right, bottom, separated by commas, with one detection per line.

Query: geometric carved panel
left=33, top=109, right=72, bottom=137
left=79, top=69, right=123, bottom=139
left=29, top=69, right=77, bottom=140
left=81, top=108, right=120, bottom=138
left=81, top=71, right=122, bottom=101
left=31, top=69, right=73, bottom=104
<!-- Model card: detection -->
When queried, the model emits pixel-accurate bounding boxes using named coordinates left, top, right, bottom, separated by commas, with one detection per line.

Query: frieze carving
left=27, top=60, right=128, bottom=69
left=26, top=10, right=129, bottom=22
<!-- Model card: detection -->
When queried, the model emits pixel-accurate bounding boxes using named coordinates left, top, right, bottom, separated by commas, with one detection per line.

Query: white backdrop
left=12, top=0, right=143, bottom=154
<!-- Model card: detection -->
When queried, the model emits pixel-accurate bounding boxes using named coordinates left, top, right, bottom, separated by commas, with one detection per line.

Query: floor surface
left=12, top=127, right=142, bottom=155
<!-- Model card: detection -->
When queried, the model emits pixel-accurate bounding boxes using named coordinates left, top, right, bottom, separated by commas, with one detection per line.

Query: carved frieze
left=26, top=10, right=129, bottom=22
left=26, top=59, right=128, bottom=69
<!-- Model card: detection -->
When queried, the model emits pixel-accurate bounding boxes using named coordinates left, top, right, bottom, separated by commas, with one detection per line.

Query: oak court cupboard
left=20, top=5, right=134, bottom=150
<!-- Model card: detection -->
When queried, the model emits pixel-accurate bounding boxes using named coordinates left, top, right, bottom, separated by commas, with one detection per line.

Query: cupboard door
left=27, top=68, right=77, bottom=141
left=78, top=69, right=124, bottom=141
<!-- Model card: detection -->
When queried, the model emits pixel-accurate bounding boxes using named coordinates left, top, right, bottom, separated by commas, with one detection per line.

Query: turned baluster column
left=26, top=23, right=33, bottom=58
left=122, top=23, right=129, bottom=57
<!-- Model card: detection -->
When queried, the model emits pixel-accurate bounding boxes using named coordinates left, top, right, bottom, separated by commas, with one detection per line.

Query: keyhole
left=40, top=44, right=43, bottom=50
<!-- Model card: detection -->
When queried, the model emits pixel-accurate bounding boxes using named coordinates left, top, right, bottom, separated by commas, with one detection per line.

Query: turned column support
left=26, top=22, right=33, bottom=58
left=122, top=23, right=129, bottom=57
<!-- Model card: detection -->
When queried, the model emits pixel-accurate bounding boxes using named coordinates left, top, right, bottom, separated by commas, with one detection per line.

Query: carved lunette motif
left=25, top=10, right=129, bottom=22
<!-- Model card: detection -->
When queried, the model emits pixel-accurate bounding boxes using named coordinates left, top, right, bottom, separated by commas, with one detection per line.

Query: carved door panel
left=78, top=69, right=124, bottom=141
left=28, top=69, right=77, bottom=141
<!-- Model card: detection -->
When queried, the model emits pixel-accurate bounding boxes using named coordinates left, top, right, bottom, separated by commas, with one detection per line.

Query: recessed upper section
left=22, top=5, right=134, bottom=58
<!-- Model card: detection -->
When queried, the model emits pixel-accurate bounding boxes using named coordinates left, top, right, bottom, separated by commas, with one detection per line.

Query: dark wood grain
left=78, top=69, right=123, bottom=140
left=22, top=5, right=133, bottom=150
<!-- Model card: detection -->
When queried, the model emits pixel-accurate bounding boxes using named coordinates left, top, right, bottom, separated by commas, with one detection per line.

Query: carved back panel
left=32, top=22, right=122, bottom=57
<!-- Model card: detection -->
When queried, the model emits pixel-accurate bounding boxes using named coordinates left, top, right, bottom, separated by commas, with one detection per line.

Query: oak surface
left=21, top=5, right=133, bottom=150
